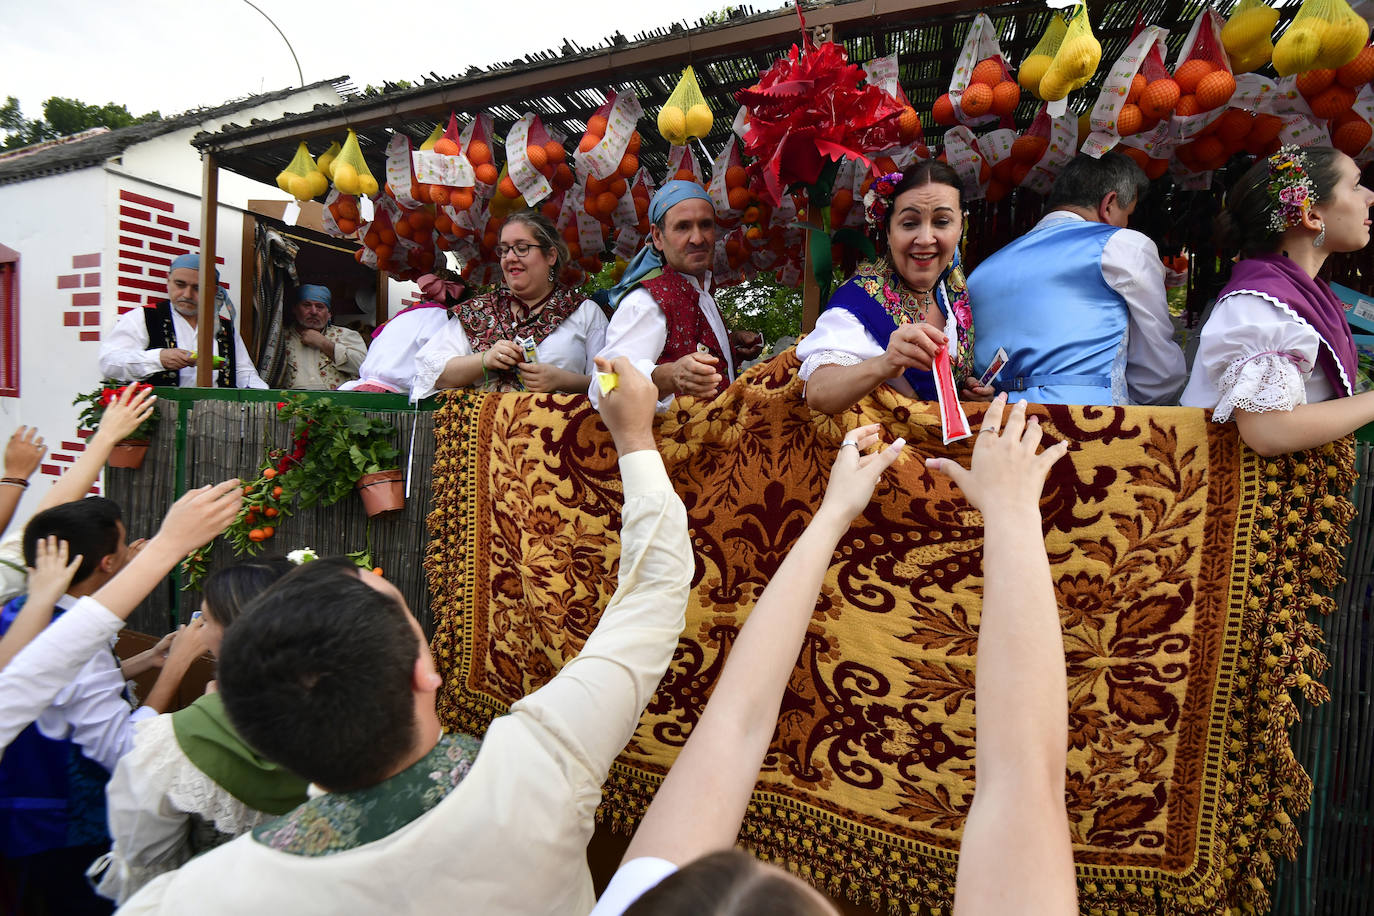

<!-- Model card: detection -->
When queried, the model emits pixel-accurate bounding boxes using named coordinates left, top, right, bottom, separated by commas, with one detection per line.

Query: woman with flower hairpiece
left=1181, top=146, right=1374, bottom=456
left=796, top=161, right=992, bottom=415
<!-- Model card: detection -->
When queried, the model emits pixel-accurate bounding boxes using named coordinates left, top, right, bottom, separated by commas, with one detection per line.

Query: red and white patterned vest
left=640, top=268, right=729, bottom=396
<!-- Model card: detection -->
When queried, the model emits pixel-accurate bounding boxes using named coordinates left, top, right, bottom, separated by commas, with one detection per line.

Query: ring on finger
left=840, top=440, right=859, bottom=450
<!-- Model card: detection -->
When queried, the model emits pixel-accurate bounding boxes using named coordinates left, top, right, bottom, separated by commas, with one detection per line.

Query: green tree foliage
left=1, top=96, right=161, bottom=151
left=715, top=273, right=802, bottom=344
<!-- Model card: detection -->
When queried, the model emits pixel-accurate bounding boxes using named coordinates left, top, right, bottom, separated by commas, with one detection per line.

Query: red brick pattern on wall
left=42, top=425, right=95, bottom=491
left=57, top=251, right=101, bottom=345
left=115, top=188, right=225, bottom=317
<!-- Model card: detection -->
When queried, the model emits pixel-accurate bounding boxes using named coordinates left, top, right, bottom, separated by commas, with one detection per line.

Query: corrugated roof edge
left=0, top=76, right=353, bottom=186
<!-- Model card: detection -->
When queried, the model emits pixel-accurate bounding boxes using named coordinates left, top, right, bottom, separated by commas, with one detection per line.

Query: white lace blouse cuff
left=1211, top=351, right=1307, bottom=423
left=798, top=349, right=863, bottom=381
left=410, top=351, right=453, bottom=402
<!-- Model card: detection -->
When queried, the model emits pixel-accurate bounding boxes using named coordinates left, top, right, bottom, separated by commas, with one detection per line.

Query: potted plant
left=72, top=381, right=159, bottom=469
left=273, top=395, right=403, bottom=518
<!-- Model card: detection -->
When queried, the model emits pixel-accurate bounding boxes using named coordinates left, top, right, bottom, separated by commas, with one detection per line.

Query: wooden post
left=195, top=152, right=219, bottom=387
left=375, top=269, right=390, bottom=326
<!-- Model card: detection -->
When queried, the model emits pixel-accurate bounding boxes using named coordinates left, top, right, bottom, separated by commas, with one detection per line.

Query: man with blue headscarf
left=278, top=284, right=366, bottom=390
left=590, top=180, right=761, bottom=410
left=99, top=254, right=267, bottom=389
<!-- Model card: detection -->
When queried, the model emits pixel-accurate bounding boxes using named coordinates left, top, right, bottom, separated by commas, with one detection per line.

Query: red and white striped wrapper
left=933, top=344, right=971, bottom=445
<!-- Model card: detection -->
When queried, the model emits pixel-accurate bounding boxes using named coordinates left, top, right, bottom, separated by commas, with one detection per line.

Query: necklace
left=879, top=276, right=935, bottom=325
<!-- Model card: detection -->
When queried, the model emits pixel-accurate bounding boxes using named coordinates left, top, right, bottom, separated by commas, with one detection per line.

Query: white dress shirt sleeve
left=506, top=449, right=690, bottom=785
left=100, top=310, right=166, bottom=382
left=795, top=307, right=886, bottom=380
left=0, top=527, right=26, bottom=606
left=590, top=289, right=671, bottom=411
left=232, top=323, right=269, bottom=389
left=410, top=317, right=474, bottom=401
left=1100, top=229, right=1187, bottom=405
left=0, top=597, right=125, bottom=758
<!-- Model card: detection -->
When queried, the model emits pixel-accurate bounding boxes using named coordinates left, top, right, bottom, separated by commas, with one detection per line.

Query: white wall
left=0, top=168, right=109, bottom=523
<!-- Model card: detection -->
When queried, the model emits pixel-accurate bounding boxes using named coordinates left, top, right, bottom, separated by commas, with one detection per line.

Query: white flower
left=286, top=548, right=318, bottom=565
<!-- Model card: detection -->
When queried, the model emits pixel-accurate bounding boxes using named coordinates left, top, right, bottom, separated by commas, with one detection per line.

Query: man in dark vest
left=592, top=181, right=762, bottom=410
left=99, top=253, right=267, bottom=388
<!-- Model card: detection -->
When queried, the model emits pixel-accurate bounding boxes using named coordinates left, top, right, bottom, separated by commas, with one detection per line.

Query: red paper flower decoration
left=737, top=38, right=905, bottom=206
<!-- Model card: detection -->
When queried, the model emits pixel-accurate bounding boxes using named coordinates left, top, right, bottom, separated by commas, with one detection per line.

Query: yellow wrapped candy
left=1039, top=2, right=1100, bottom=102
left=1222, top=0, right=1279, bottom=75
left=1273, top=0, right=1371, bottom=75
left=1019, top=14, right=1067, bottom=99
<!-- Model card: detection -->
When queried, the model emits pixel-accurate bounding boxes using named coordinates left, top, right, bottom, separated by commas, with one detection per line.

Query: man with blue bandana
left=278, top=284, right=366, bottom=390
left=591, top=180, right=761, bottom=410
left=99, top=254, right=267, bottom=389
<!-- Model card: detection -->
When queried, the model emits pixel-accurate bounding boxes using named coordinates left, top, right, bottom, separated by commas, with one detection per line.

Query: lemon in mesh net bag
left=1274, top=0, right=1369, bottom=75
left=658, top=65, right=713, bottom=146
left=1039, top=2, right=1101, bottom=102
left=275, top=142, right=328, bottom=201
left=331, top=129, right=380, bottom=197
left=1019, top=14, right=1067, bottom=98
left=1222, top=0, right=1280, bottom=73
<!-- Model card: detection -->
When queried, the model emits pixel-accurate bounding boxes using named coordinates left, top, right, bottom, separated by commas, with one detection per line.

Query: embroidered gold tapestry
left=425, top=350, right=1354, bottom=915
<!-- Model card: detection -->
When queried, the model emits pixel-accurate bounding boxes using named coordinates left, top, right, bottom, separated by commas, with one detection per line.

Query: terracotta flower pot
left=108, top=440, right=150, bottom=470
left=356, top=469, right=405, bottom=517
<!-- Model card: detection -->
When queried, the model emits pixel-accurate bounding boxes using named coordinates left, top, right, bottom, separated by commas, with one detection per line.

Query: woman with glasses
left=412, top=211, right=608, bottom=397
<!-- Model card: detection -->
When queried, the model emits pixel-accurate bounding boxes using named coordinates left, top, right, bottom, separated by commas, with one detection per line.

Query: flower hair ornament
left=1265, top=145, right=1318, bottom=235
left=863, top=171, right=905, bottom=235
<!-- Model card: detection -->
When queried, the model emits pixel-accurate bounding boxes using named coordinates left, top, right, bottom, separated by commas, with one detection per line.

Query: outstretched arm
left=0, top=536, right=81, bottom=672
left=0, top=480, right=240, bottom=755
left=927, top=395, right=1076, bottom=916
left=620, top=424, right=904, bottom=866
left=1234, top=392, right=1374, bottom=457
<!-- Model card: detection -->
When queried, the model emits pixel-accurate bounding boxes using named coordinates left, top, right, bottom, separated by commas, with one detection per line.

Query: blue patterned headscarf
left=170, top=252, right=219, bottom=280
left=297, top=284, right=332, bottom=308
left=607, top=180, right=715, bottom=307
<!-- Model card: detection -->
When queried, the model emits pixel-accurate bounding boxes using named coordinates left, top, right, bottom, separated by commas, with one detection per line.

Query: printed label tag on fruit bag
left=580, top=91, right=643, bottom=181
left=359, top=196, right=375, bottom=222
left=708, top=137, right=737, bottom=214
left=1257, top=76, right=1307, bottom=116
left=865, top=54, right=900, bottom=94
left=386, top=134, right=421, bottom=209
left=1024, top=114, right=1079, bottom=194
left=413, top=151, right=474, bottom=187
left=1280, top=115, right=1331, bottom=148
left=944, top=127, right=986, bottom=201
left=614, top=225, right=642, bottom=260
left=979, top=128, right=1016, bottom=166
left=1091, top=26, right=1169, bottom=134
left=1232, top=73, right=1278, bottom=111
left=576, top=209, right=604, bottom=255
left=507, top=114, right=553, bottom=204
left=1174, top=105, right=1229, bottom=140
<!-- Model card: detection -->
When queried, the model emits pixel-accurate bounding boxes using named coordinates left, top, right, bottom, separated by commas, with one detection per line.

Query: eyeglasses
left=494, top=241, right=547, bottom=259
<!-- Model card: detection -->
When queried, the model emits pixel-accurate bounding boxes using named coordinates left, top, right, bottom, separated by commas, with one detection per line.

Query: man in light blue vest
left=967, top=152, right=1185, bottom=406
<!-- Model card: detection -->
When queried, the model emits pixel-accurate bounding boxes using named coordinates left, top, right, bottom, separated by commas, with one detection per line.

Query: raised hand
left=26, top=536, right=83, bottom=609
left=883, top=322, right=945, bottom=374
left=4, top=427, right=47, bottom=479
left=595, top=356, right=657, bottom=455
left=97, top=384, right=157, bottom=443
left=155, top=479, right=243, bottom=553
left=817, top=424, right=906, bottom=525
left=926, top=395, right=1068, bottom=512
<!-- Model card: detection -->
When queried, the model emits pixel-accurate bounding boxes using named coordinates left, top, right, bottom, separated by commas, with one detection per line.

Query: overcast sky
left=4, top=0, right=779, bottom=119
